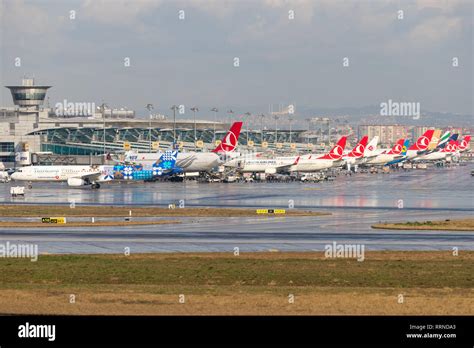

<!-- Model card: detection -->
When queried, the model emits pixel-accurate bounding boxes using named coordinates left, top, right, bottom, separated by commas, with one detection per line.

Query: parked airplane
left=342, top=136, right=368, bottom=165
left=11, top=165, right=103, bottom=188
left=413, top=143, right=453, bottom=162
left=99, top=150, right=181, bottom=183
left=405, top=129, right=435, bottom=159
left=364, top=138, right=405, bottom=166
left=122, top=122, right=243, bottom=173
left=11, top=150, right=180, bottom=188
left=458, top=135, right=471, bottom=152
left=290, top=136, right=348, bottom=173
left=413, top=134, right=459, bottom=162
left=225, top=155, right=300, bottom=174
left=385, top=139, right=411, bottom=166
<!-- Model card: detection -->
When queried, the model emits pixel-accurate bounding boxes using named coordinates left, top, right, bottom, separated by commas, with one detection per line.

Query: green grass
left=1, top=252, right=472, bottom=292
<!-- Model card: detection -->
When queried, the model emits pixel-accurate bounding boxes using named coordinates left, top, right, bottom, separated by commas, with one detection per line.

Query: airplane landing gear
left=91, top=183, right=101, bottom=189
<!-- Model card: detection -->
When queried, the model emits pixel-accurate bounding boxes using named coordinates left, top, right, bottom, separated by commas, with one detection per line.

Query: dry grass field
left=372, top=218, right=474, bottom=231
left=0, top=251, right=472, bottom=315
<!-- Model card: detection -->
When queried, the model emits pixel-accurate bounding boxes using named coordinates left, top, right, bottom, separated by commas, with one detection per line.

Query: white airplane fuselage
left=290, top=158, right=335, bottom=172
left=365, top=153, right=401, bottom=166
left=125, top=152, right=219, bottom=172
left=10, top=166, right=100, bottom=182
left=413, top=152, right=449, bottom=161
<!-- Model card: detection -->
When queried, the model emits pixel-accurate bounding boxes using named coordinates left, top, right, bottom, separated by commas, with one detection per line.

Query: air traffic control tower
left=5, top=78, right=51, bottom=109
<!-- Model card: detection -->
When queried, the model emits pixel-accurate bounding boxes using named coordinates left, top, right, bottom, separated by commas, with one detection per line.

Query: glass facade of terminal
left=0, top=142, right=15, bottom=152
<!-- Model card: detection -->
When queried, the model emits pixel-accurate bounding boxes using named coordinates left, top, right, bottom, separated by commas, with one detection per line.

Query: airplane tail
left=152, top=149, right=179, bottom=175
left=408, top=129, right=435, bottom=151
left=400, top=139, right=410, bottom=155
left=436, top=130, right=451, bottom=149
left=346, top=136, right=368, bottom=158
left=386, top=138, right=405, bottom=155
left=212, top=121, right=243, bottom=154
left=428, top=130, right=441, bottom=150
left=364, top=136, right=379, bottom=157
left=459, top=135, right=471, bottom=151
left=441, top=140, right=458, bottom=153
left=318, top=136, right=347, bottom=160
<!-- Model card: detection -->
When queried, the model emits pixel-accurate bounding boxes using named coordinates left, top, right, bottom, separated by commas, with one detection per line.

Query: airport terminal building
left=0, top=79, right=317, bottom=168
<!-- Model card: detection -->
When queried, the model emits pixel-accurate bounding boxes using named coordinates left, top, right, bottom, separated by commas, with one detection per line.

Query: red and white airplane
left=290, top=136, right=348, bottom=172
left=458, top=135, right=471, bottom=152
left=342, top=136, right=368, bottom=165
left=123, top=122, right=243, bottom=173
left=364, top=138, right=406, bottom=165
left=405, top=129, right=435, bottom=160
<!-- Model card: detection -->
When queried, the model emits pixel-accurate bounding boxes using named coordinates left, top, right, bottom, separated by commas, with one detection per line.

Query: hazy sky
left=1, top=0, right=472, bottom=118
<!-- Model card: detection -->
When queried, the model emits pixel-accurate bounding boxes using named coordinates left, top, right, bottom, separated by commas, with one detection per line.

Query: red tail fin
left=386, top=138, right=405, bottom=155
left=408, top=129, right=434, bottom=151
left=212, top=122, right=243, bottom=154
left=459, top=135, right=471, bottom=150
left=441, top=140, right=458, bottom=153
left=347, top=136, right=368, bottom=158
left=318, top=136, right=347, bottom=160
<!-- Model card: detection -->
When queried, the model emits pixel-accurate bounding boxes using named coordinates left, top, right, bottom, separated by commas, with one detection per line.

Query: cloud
left=81, top=0, right=163, bottom=25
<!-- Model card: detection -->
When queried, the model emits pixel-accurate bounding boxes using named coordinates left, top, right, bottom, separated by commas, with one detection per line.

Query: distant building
left=358, top=125, right=407, bottom=146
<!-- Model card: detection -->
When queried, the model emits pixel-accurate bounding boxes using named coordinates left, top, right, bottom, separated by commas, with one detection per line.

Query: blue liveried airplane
left=385, top=139, right=410, bottom=166
left=11, top=150, right=182, bottom=189
left=99, top=149, right=182, bottom=183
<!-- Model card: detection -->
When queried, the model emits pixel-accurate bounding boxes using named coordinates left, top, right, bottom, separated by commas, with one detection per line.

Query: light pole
left=244, top=112, right=251, bottom=145
left=258, top=113, right=265, bottom=145
left=100, top=102, right=108, bottom=155
left=227, top=109, right=234, bottom=125
left=289, top=115, right=293, bottom=144
left=273, top=115, right=279, bottom=144
left=211, top=107, right=218, bottom=143
left=146, top=103, right=154, bottom=153
left=305, top=118, right=311, bottom=143
left=170, top=105, right=178, bottom=145
left=190, top=106, right=199, bottom=149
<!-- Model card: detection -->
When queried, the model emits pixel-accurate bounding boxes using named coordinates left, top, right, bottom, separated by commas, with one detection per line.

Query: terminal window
left=0, top=142, right=14, bottom=152
left=0, top=155, right=15, bottom=163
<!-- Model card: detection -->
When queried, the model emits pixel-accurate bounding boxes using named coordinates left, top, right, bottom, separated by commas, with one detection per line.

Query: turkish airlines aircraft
left=458, top=135, right=471, bottom=152
left=364, top=138, right=406, bottom=166
left=123, top=122, right=243, bottom=173
left=289, top=136, right=348, bottom=172
left=225, top=155, right=300, bottom=174
left=11, top=165, right=103, bottom=188
left=405, top=129, right=435, bottom=159
left=342, top=136, right=368, bottom=165
left=414, top=139, right=459, bottom=161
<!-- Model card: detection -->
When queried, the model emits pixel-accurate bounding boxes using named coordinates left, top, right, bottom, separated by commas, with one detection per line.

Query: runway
left=1, top=164, right=473, bottom=253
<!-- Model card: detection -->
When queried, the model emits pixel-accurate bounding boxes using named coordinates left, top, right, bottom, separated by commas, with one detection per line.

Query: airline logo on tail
left=436, top=131, right=451, bottom=149
left=347, top=136, right=368, bottom=158
left=386, top=138, right=405, bottom=155
left=459, top=135, right=471, bottom=151
left=364, top=136, right=379, bottom=157
left=212, top=122, right=243, bottom=154
left=428, top=130, right=441, bottom=150
left=409, top=129, right=434, bottom=151
left=401, top=139, right=410, bottom=155
left=318, top=136, right=347, bottom=160
left=441, top=140, right=458, bottom=153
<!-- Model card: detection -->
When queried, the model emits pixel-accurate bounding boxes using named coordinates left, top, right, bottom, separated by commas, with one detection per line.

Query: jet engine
left=265, top=167, right=277, bottom=174
left=67, top=177, right=85, bottom=187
